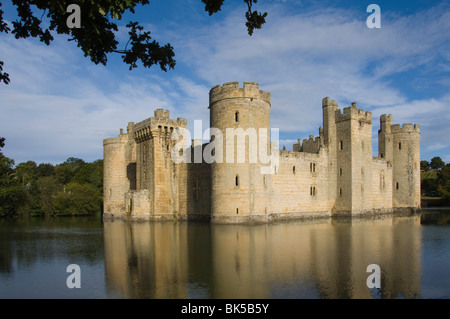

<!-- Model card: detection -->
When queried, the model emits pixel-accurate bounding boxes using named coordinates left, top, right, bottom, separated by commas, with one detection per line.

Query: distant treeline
left=0, top=137, right=102, bottom=217
left=421, top=157, right=450, bottom=206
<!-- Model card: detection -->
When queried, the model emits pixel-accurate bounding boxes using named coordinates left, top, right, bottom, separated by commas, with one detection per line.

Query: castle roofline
left=209, top=81, right=271, bottom=107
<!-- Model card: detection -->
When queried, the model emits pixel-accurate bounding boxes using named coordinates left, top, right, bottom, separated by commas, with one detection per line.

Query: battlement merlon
left=335, top=103, right=372, bottom=124
left=390, top=123, right=421, bottom=134
left=103, top=134, right=128, bottom=146
left=322, top=97, right=338, bottom=108
left=132, top=109, right=187, bottom=143
left=379, top=114, right=393, bottom=133
left=209, top=81, right=271, bottom=106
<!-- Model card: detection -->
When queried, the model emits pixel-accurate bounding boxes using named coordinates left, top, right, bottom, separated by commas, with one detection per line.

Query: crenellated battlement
left=132, top=109, right=187, bottom=143
left=391, top=123, right=420, bottom=134
left=209, top=81, right=271, bottom=106
left=154, top=108, right=170, bottom=118
left=322, top=97, right=338, bottom=108
left=335, top=103, right=372, bottom=123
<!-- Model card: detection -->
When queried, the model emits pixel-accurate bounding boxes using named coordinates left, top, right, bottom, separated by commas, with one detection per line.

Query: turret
left=378, top=114, right=393, bottom=161
left=391, top=123, right=421, bottom=209
left=132, top=109, right=187, bottom=217
left=103, top=129, right=133, bottom=217
left=334, top=103, right=373, bottom=214
left=209, top=82, right=271, bottom=223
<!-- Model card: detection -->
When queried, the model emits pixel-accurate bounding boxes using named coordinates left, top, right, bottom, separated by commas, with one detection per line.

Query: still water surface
left=0, top=210, right=449, bottom=299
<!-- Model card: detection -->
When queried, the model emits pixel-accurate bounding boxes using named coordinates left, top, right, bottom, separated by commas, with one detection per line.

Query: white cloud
left=1, top=2, right=449, bottom=164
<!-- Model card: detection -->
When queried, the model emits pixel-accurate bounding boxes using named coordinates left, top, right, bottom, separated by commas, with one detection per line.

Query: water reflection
left=103, top=215, right=422, bottom=299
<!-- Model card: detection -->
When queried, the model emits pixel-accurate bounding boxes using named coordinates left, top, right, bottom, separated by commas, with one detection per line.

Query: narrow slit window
left=194, top=177, right=199, bottom=200
left=396, top=182, right=399, bottom=190
left=340, top=140, right=343, bottom=150
left=235, top=175, right=239, bottom=187
left=235, top=111, right=239, bottom=123
left=339, top=188, right=343, bottom=196
left=399, top=142, right=402, bottom=150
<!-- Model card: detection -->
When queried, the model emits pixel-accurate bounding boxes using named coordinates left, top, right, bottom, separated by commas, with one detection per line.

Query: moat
left=0, top=209, right=449, bottom=299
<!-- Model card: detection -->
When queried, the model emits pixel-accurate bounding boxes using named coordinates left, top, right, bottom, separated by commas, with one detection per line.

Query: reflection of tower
left=310, top=216, right=422, bottom=299
left=103, top=221, right=188, bottom=298
left=209, top=82, right=272, bottom=222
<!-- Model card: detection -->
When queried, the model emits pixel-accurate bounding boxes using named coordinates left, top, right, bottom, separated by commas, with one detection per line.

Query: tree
left=0, top=0, right=267, bottom=84
left=71, top=159, right=103, bottom=193
left=420, top=160, right=430, bottom=171
left=36, top=163, right=55, bottom=178
left=0, top=138, right=23, bottom=216
left=54, top=182, right=101, bottom=216
left=15, top=160, right=37, bottom=186
left=54, top=157, right=85, bottom=184
left=430, top=157, right=445, bottom=170
left=36, top=176, right=63, bottom=215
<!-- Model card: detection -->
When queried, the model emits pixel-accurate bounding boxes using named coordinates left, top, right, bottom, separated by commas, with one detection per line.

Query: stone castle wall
left=103, top=82, right=421, bottom=223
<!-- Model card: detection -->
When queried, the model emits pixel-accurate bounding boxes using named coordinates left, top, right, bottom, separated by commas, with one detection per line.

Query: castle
left=103, top=81, right=421, bottom=223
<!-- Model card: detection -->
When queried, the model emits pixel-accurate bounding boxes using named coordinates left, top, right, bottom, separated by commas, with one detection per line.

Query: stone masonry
left=103, top=81, right=421, bottom=223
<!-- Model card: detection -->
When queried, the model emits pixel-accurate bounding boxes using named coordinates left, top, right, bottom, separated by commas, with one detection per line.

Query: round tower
left=103, top=131, right=130, bottom=218
left=391, top=123, right=421, bottom=210
left=209, top=81, right=271, bottom=223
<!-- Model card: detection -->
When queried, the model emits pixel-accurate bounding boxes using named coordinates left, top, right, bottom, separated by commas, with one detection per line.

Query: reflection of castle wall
left=103, top=221, right=188, bottom=298
left=209, top=224, right=271, bottom=298
left=104, top=216, right=421, bottom=299
left=210, top=216, right=421, bottom=298
left=310, top=216, right=422, bottom=298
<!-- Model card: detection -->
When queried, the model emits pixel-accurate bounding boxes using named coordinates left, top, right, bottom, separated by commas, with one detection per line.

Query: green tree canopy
left=421, top=160, right=430, bottom=171
left=36, top=162, right=55, bottom=177
left=0, top=0, right=267, bottom=84
left=15, top=160, right=37, bottom=186
left=430, top=157, right=445, bottom=170
left=0, top=138, right=23, bottom=216
left=54, top=182, right=101, bottom=216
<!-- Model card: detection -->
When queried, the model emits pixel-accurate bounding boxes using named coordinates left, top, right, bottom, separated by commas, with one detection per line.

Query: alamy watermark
left=366, top=4, right=381, bottom=29
left=66, top=4, right=81, bottom=29
left=66, top=264, right=81, bottom=288
left=366, top=264, right=381, bottom=289
left=66, top=4, right=381, bottom=30
left=170, top=122, right=280, bottom=175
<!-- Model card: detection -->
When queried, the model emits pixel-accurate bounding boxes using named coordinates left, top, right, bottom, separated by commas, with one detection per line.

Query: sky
left=0, top=0, right=449, bottom=165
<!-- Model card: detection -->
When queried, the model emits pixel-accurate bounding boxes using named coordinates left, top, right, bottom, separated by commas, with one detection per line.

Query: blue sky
left=0, top=0, right=449, bottom=164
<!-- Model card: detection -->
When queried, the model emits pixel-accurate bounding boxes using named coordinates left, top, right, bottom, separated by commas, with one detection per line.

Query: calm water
left=0, top=210, right=449, bottom=299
